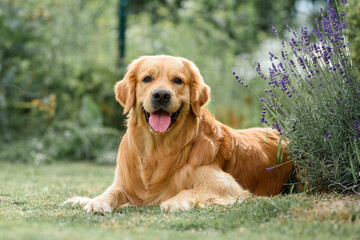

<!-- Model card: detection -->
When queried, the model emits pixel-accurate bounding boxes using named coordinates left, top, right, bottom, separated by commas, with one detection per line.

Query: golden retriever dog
left=65, top=55, right=293, bottom=213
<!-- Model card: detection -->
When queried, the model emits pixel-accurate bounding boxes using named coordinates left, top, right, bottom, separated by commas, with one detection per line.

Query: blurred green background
left=0, top=0, right=358, bottom=164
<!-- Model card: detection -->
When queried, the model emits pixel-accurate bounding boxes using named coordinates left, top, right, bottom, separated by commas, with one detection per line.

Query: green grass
left=1, top=162, right=360, bottom=240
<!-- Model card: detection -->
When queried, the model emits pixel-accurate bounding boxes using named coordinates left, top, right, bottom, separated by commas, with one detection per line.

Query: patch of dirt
left=315, top=194, right=360, bottom=209
left=289, top=194, right=360, bottom=223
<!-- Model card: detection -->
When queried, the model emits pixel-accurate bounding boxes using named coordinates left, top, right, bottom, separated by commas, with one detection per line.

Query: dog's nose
left=152, top=88, right=171, bottom=104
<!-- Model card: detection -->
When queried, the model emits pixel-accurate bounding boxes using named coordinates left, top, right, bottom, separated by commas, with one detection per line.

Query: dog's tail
left=61, top=196, right=92, bottom=207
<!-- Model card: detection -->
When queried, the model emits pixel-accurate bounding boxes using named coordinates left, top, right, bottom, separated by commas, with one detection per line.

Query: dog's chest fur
left=135, top=145, right=193, bottom=204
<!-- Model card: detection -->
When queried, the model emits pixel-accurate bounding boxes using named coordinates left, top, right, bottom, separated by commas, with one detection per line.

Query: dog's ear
left=114, top=57, right=144, bottom=114
left=184, top=60, right=211, bottom=118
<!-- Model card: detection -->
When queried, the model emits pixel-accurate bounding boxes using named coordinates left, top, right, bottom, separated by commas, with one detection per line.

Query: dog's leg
left=160, top=165, right=251, bottom=212
left=83, top=184, right=128, bottom=214
left=63, top=184, right=128, bottom=214
left=63, top=166, right=129, bottom=214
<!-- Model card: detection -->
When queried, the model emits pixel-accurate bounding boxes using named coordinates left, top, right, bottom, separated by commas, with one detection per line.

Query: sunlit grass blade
left=266, top=129, right=269, bottom=144
left=354, top=140, right=360, bottom=166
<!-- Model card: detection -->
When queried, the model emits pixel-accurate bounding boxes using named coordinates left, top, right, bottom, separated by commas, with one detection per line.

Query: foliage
left=345, top=0, right=360, bottom=77
left=1, top=162, right=360, bottom=239
left=0, top=0, right=124, bottom=162
left=0, top=122, right=121, bottom=164
left=0, top=0, right=52, bottom=136
left=235, top=0, right=360, bottom=193
left=128, top=0, right=297, bottom=55
left=0, top=0, right=123, bottom=135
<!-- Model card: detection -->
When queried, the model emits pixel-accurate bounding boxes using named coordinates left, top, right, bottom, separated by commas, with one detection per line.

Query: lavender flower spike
left=266, top=165, right=278, bottom=171
left=272, top=26, right=278, bottom=36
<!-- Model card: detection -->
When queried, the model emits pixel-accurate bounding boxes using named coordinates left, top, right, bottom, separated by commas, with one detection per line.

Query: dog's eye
left=173, top=78, right=183, bottom=85
left=142, top=76, right=153, bottom=83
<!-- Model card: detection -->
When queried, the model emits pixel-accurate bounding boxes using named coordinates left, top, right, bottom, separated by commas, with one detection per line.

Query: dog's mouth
left=142, top=104, right=183, bottom=133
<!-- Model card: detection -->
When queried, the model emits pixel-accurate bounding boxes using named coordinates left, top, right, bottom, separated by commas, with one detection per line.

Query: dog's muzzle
left=142, top=104, right=183, bottom=133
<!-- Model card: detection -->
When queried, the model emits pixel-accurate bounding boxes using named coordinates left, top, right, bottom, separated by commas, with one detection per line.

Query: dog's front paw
left=160, top=199, right=193, bottom=212
left=84, top=198, right=113, bottom=214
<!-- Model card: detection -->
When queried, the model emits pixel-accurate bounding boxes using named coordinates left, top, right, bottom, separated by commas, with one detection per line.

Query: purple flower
left=290, top=38, right=299, bottom=49
left=354, top=120, right=360, bottom=136
left=233, top=72, right=247, bottom=85
left=314, top=18, right=324, bottom=41
left=272, top=121, right=282, bottom=134
left=272, top=26, right=278, bottom=36
left=256, top=63, right=266, bottom=80
left=286, top=25, right=291, bottom=33
left=266, top=165, right=278, bottom=171
left=281, top=51, right=285, bottom=59
left=301, top=26, right=310, bottom=45
left=345, top=77, right=352, bottom=84
left=297, top=57, right=306, bottom=69
left=325, top=131, right=332, bottom=139
left=268, top=52, right=278, bottom=61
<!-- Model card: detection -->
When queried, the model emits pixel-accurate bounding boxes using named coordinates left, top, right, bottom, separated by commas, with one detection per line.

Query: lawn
left=0, top=162, right=359, bottom=240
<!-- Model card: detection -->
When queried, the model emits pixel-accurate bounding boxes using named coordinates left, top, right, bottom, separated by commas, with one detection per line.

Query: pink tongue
left=149, top=112, right=171, bottom=133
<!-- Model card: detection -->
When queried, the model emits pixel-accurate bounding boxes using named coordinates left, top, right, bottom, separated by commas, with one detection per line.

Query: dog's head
left=115, top=55, right=210, bottom=133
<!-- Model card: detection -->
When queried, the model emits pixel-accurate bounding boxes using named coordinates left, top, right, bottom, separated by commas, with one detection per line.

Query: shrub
left=345, top=0, right=360, bottom=78
left=0, top=0, right=124, bottom=163
left=0, top=0, right=52, bottom=137
left=235, top=0, right=360, bottom=193
left=0, top=121, right=121, bottom=164
left=0, top=0, right=124, bottom=138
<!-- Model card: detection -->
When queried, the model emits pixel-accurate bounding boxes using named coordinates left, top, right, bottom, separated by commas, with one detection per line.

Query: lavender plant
left=234, top=0, right=360, bottom=193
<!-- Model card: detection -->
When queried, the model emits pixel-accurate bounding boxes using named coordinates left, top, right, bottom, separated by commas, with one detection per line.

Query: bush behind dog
left=235, top=0, right=360, bottom=193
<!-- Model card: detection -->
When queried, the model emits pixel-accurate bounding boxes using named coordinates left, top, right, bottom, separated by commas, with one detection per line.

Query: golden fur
left=65, top=55, right=293, bottom=213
